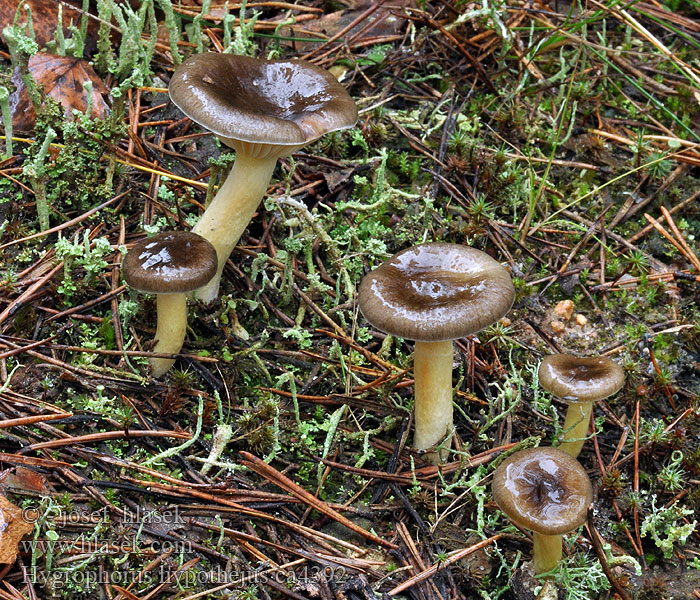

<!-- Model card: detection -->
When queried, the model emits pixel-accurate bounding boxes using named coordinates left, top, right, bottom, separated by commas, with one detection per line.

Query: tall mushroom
left=123, top=231, right=218, bottom=378
left=492, top=447, right=592, bottom=575
left=358, top=243, right=514, bottom=462
left=538, top=354, right=625, bottom=457
left=169, top=53, right=358, bottom=304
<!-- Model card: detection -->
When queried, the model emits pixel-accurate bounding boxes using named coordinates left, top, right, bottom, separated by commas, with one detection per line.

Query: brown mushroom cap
left=538, top=354, right=625, bottom=402
left=492, top=447, right=592, bottom=535
left=358, top=243, right=514, bottom=342
left=168, top=53, right=358, bottom=150
left=123, top=231, right=218, bottom=294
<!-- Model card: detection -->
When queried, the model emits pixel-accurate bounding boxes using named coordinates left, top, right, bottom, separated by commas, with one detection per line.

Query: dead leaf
left=10, top=53, right=110, bottom=131
left=0, top=466, right=51, bottom=495
left=0, top=0, right=97, bottom=51
left=323, top=167, right=355, bottom=192
left=282, top=0, right=413, bottom=50
left=0, top=495, right=33, bottom=564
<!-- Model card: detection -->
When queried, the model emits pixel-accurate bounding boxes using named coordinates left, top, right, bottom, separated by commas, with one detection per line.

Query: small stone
left=618, top=273, right=637, bottom=289
left=501, top=317, right=512, bottom=327
left=575, top=313, right=588, bottom=327
left=554, top=299, right=575, bottom=321
left=550, top=320, right=566, bottom=334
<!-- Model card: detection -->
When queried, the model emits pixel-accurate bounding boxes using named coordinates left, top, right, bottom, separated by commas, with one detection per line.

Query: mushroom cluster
left=355, top=245, right=621, bottom=574
left=122, top=53, right=357, bottom=377
left=112, top=50, right=623, bottom=580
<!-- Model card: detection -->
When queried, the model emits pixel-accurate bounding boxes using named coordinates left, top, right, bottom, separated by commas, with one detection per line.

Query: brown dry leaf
left=323, top=167, right=354, bottom=192
left=0, top=495, right=33, bottom=564
left=0, top=466, right=52, bottom=495
left=10, top=53, right=110, bottom=131
left=282, top=0, right=413, bottom=50
left=0, top=0, right=97, bottom=51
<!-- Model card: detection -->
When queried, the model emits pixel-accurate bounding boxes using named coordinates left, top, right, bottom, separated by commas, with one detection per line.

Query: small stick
left=587, top=511, right=633, bottom=600
left=239, top=450, right=398, bottom=549
left=0, top=412, right=72, bottom=429
left=633, top=401, right=644, bottom=560
left=0, top=453, right=72, bottom=468
left=19, top=429, right=191, bottom=453
left=45, top=285, right=127, bottom=322
left=0, top=192, right=126, bottom=250
left=387, top=535, right=503, bottom=596
left=0, top=324, right=68, bottom=359
left=302, top=4, right=380, bottom=60
left=0, top=340, right=219, bottom=363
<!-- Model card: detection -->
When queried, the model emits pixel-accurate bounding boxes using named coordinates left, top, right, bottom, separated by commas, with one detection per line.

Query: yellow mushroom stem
left=532, top=531, right=563, bottom=575
left=413, top=339, right=454, bottom=463
left=191, top=152, right=278, bottom=304
left=150, top=293, right=188, bottom=378
left=559, top=400, right=593, bottom=458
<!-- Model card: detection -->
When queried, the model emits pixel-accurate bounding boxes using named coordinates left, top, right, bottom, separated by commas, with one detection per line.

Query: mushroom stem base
left=559, top=401, right=593, bottom=458
left=192, top=153, right=277, bottom=304
left=533, top=532, right=562, bottom=575
left=413, top=340, right=454, bottom=463
left=150, top=293, right=188, bottom=378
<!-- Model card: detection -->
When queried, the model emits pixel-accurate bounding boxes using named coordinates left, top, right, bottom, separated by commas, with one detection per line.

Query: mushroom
left=169, top=53, right=358, bottom=304
left=538, top=354, right=625, bottom=457
left=358, top=243, right=514, bottom=462
left=492, top=447, right=592, bottom=575
left=123, top=231, right=218, bottom=378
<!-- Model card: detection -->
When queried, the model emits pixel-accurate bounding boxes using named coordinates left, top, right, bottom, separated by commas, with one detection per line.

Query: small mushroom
left=123, top=231, right=218, bottom=378
left=169, top=53, right=358, bottom=303
left=492, top=447, right=592, bottom=575
left=358, top=243, right=514, bottom=462
left=539, top=354, right=625, bottom=457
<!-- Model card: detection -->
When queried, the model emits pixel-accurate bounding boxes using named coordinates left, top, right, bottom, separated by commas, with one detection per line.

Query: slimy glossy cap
left=539, top=354, right=624, bottom=402
left=123, top=231, right=217, bottom=294
left=358, top=243, right=514, bottom=342
left=168, top=53, right=358, bottom=155
left=492, top=447, right=592, bottom=535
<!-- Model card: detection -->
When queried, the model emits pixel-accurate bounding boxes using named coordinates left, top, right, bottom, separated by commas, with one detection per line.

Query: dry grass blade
left=588, top=0, right=700, bottom=88
left=643, top=213, right=700, bottom=272
left=659, top=206, right=700, bottom=272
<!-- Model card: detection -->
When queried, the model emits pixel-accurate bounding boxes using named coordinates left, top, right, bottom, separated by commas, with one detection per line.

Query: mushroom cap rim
left=358, top=242, right=515, bottom=342
left=168, top=53, right=358, bottom=148
left=538, top=353, right=625, bottom=402
left=491, top=447, right=593, bottom=536
left=122, top=231, right=218, bottom=294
